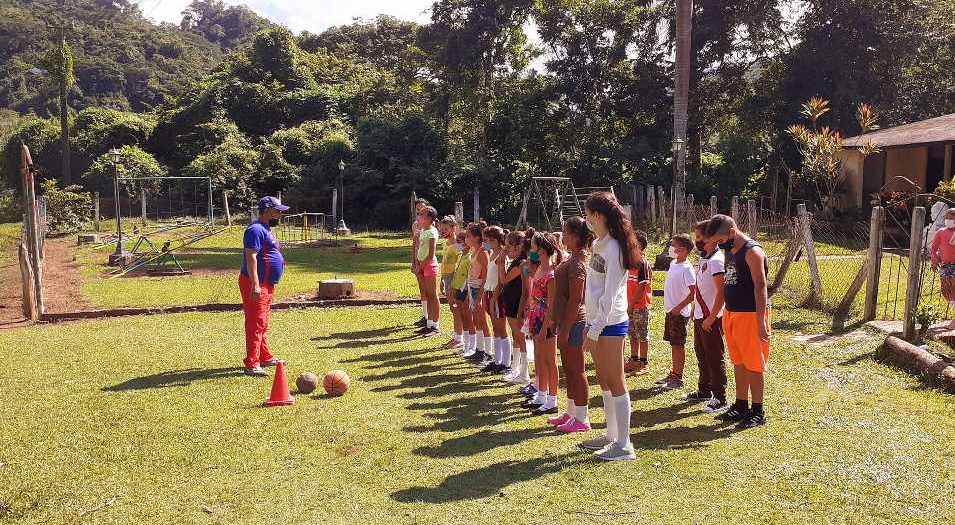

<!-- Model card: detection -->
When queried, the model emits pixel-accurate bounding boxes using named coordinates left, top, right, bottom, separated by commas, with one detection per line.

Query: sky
left=131, top=0, right=435, bottom=34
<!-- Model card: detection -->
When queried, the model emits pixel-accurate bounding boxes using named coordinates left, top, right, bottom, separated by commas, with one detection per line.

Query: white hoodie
left=585, top=233, right=630, bottom=340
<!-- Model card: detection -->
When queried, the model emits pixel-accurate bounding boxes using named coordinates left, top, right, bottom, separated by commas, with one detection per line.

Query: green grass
left=0, top=223, right=19, bottom=267
left=75, top=228, right=419, bottom=308
left=0, top=303, right=952, bottom=524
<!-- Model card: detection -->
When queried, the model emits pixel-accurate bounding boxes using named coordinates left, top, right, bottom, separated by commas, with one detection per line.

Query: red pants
left=239, top=274, right=275, bottom=368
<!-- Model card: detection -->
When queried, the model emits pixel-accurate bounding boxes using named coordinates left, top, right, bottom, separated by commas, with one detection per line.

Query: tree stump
left=318, top=278, right=355, bottom=299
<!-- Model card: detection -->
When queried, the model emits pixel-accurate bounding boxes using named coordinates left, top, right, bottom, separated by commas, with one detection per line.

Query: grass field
left=0, top=302, right=952, bottom=524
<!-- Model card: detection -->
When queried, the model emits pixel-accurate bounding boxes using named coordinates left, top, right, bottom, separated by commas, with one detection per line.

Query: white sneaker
left=508, top=372, right=530, bottom=384
left=579, top=434, right=614, bottom=451
left=594, top=441, right=636, bottom=461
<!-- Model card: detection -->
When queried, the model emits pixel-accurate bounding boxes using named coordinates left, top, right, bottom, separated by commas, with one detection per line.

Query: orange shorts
left=723, top=310, right=771, bottom=373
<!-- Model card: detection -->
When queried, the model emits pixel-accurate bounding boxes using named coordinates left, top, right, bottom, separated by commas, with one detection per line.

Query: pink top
left=930, top=228, right=955, bottom=264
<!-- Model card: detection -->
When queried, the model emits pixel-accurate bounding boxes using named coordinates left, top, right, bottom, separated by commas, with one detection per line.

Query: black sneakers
left=702, top=397, right=728, bottom=413
left=735, top=411, right=767, bottom=429
left=715, top=402, right=750, bottom=422
left=413, top=317, right=428, bottom=327
left=682, top=390, right=712, bottom=402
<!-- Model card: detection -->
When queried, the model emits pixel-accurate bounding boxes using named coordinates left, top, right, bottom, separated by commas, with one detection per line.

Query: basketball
left=296, top=372, right=319, bottom=394
left=323, top=370, right=351, bottom=396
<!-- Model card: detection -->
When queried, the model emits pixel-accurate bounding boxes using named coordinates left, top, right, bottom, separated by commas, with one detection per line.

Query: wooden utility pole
left=223, top=190, right=231, bottom=226
left=20, top=144, right=44, bottom=315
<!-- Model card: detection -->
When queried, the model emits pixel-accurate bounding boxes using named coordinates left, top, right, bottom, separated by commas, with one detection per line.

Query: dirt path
left=0, top=237, right=91, bottom=329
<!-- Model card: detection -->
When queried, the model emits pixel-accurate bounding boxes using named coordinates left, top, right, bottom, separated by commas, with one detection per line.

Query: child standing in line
left=465, top=222, right=492, bottom=363
left=501, top=229, right=532, bottom=383
left=624, top=230, right=653, bottom=377
left=414, top=206, right=441, bottom=337
left=656, top=234, right=697, bottom=389
left=439, top=216, right=463, bottom=349
left=931, top=208, right=955, bottom=328
left=522, top=232, right=563, bottom=416
left=687, top=220, right=729, bottom=413
left=451, top=231, right=476, bottom=356
left=411, top=198, right=430, bottom=328
left=518, top=233, right=541, bottom=398
left=550, top=217, right=594, bottom=433
left=482, top=226, right=511, bottom=373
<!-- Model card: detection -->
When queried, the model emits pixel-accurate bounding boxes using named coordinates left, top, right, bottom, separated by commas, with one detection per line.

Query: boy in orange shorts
left=704, top=214, right=770, bottom=429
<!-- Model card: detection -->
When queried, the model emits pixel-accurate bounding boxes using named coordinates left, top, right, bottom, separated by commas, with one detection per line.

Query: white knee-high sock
left=421, top=300, right=427, bottom=318
left=575, top=401, right=589, bottom=423
left=501, top=339, right=512, bottom=368
left=612, top=393, right=631, bottom=447
left=483, top=336, right=494, bottom=355
left=602, top=390, right=616, bottom=441
left=494, top=338, right=503, bottom=364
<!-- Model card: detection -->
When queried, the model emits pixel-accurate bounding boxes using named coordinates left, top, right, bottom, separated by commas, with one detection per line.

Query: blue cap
left=258, top=196, right=289, bottom=212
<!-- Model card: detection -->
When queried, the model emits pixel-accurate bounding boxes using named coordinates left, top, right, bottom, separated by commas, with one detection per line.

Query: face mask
left=481, top=241, right=493, bottom=251
left=268, top=218, right=280, bottom=227
left=946, top=219, right=955, bottom=229
left=528, top=251, right=540, bottom=263
left=719, top=238, right=734, bottom=251
left=667, top=246, right=676, bottom=258
left=695, top=240, right=706, bottom=253
left=454, top=243, right=463, bottom=251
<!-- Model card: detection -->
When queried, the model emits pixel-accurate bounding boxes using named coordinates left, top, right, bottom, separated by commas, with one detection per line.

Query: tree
left=37, top=28, right=74, bottom=182
left=179, top=0, right=273, bottom=49
left=83, top=144, right=165, bottom=195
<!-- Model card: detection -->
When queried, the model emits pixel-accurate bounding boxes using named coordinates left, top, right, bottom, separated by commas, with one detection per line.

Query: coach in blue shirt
left=239, top=196, right=288, bottom=376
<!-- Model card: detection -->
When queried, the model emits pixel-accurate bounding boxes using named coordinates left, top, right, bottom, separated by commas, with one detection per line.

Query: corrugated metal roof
left=843, top=112, right=955, bottom=148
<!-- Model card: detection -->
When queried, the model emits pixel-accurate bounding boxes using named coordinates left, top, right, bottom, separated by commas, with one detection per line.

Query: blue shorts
left=567, top=321, right=586, bottom=347
left=599, top=321, right=629, bottom=337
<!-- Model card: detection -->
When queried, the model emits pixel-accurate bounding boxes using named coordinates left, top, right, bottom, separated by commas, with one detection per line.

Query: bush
left=83, top=145, right=166, bottom=195
left=0, top=187, right=18, bottom=223
left=39, top=179, right=92, bottom=234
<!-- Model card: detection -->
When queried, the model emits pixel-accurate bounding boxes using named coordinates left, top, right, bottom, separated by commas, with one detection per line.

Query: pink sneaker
left=556, top=418, right=592, bottom=433
left=547, top=413, right=572, bottom=426
left=442, top=338, right=462, bottom=349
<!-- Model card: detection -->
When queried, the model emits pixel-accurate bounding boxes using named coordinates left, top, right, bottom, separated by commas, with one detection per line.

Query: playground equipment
left=107, top=226, right=228, bottom=278
left=516, top=177, right=616, bottom=230
left=277, top=212, right=330, bottom=243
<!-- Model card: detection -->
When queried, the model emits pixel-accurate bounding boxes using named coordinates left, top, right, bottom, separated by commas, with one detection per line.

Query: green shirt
left=417, top=226, right=438, bottom=262
left=451, top=250, right=472, bottom=289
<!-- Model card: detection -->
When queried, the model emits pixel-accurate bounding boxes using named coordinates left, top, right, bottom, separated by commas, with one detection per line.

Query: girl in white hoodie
left=578, top=191, right=642, bottom=461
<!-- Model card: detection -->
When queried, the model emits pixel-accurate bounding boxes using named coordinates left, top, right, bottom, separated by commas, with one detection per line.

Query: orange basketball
left=323, top=370, right=350, bottom=396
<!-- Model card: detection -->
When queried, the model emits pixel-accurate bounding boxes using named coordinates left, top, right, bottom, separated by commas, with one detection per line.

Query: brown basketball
left=323, top=369, right=350, bottom=396
left=296, top=372, right=319, bottom=394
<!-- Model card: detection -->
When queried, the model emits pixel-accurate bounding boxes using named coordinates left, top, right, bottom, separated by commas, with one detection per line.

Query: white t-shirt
left=663, top=259, right=696, bottom=317
left=585, top=234, right=629, bottom=340
left=694, top=249, right=725, bottom=320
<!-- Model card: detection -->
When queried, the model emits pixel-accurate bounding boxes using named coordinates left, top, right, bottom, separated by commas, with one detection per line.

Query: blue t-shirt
left=240, top=220, right=285, bottom=285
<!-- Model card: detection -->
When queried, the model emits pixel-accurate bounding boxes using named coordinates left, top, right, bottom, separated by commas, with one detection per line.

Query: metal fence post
left=903, top=206, right=927, bottom=340
left=863, top=206, right=884, bottom=321
left=140, top=187, right=147, bottom=225
left=94, top=191, right=100, bottom=232
left=223, top=190, right=231, bottom=226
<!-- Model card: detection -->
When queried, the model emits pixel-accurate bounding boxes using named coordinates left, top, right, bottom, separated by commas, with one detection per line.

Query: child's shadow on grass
left=310, top=325, right=405, bottom=342
left=412, top=427, right=555, bottom=458
left=631, top=423, right=742, bottom=450
left=103, top=367, right=244, bottom=391
left=391, top=452, right=586, bottom=503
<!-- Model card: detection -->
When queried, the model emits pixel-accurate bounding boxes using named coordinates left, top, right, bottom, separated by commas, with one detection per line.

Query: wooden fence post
left=768, top=233, right=799, bottom=297
left=473, top=187, right=480, bottom=221
left=797, top=203, right=823, bottom=305
left=731, top=196, right=740, bottom=222
left=903, top=206, right=927, bottom=340
left=140, top=187, right=147, bottom=225
left=93, top=191, right=101, bottom=232
left=19, top=243, right=37, bottom=321
left=747, top=199, right=757, bottom=239
left=454, top=201, right=464, bottom=225
left=863, top=206, right=884, bottom=321
left=648, top=186, right=657, bottom=225
left=657, top=186, right=667, bottom=232
left=631, top=185, right=640, bottom=221
left=20, top=145, right=43, bottom=315
left=223, top=190, right=231, bottom=226
left=709, top=195, right=717, bottom=217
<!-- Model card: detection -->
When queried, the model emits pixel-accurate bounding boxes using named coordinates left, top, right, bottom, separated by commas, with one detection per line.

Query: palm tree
left=670, top=0, right=692, bottom=236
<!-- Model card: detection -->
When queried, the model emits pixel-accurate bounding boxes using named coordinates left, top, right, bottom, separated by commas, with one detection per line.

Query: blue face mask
left=528, top=251, right=540, bottom=263
left=454, top=243, right=463, bottom=251
left=482, top=241, right=493, bottom=251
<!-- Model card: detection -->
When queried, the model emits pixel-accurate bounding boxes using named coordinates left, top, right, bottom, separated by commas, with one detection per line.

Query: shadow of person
left=102, top=367, right=245, bottom=391
left=310, top=325, right=405, bottom=342
left=413, top=427, right=556, bottom=458
left=390, top=452, right=586, bottom=503
left=630, top=422, right=741, bottom=450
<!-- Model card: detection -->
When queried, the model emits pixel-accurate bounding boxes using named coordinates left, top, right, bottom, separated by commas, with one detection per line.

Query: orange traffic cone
left=263, top=361, right=294, bottom=407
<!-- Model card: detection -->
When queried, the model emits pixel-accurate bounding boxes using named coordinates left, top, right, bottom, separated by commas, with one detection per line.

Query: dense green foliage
left=38, top=178, right=91, bottom=233
left=2, top=0, right=955, bottom=228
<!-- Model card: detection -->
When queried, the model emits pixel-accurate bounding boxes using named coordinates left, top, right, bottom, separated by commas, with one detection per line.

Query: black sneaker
left=522, top=400, right=544, bottom=410
left=682, top=390, right=712, bottom=402
left=413, top=317, right=427, bottom=327
left=420, top=327, right=441, bottom=338
left=702, top=397, right=728, bottom=413
left=465, top=351, right=485, bottom=362
left=480, top=362, right=497, bottom=373
left=715, top=403, right=750, bottom=422
left=497, top=366, right=512, bottom=376
left=532, top=406, right=558, bottom=415
left=735, top=411, right=767, bottom=429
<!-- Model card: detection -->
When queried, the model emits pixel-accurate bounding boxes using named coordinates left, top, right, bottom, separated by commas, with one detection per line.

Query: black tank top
left=501, top=257, right=525, bottom=306
left=724, top=239, right=768, bottom=313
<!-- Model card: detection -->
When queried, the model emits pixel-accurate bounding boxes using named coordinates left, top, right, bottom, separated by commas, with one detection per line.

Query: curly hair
left=466, top=220, right=488, bottom=239
left=483, top=225, right=507, bottom=245
left=584, top=192, right=639, bottom=270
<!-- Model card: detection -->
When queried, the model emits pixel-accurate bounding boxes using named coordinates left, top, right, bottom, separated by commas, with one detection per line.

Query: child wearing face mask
left=625, top=230, right=653, bottom=377
left=465, top=222, right=493, bottom=363
left=687, top=220, right=728, bottom=413
left=655, top=234, right=697, bottom=390
left=930, top=208, right=955, bottom=328
left=450, top=231, right=476, bottom=356
left=481, top=226, right=511, bottom=373
left=439, top=216, right=463, bottom=349
left=501, top=230, right=532, bottom=383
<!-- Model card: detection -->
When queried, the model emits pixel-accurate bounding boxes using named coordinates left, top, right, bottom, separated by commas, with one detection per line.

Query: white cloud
left=132, top=0, right=433, bottom=33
